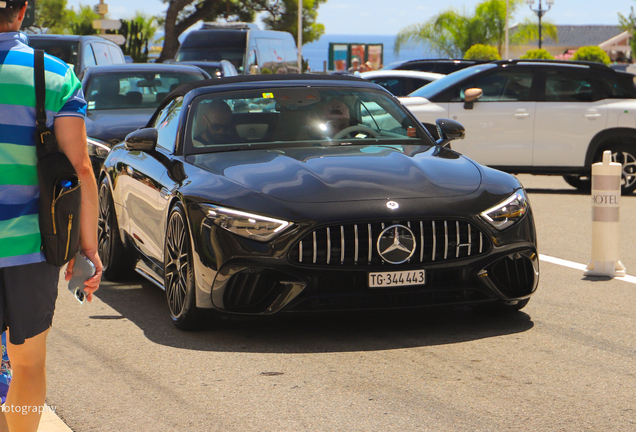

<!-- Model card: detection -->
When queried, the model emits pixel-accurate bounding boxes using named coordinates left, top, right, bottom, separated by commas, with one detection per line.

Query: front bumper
left=188, top=204, right=539, bottom=315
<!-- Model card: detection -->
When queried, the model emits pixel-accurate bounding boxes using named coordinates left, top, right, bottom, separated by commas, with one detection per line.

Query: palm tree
left=395, top=0, right=555, bottom=58
left=511, top=18, right=558, bottom=47
left=394, top=9, right=485, bottom=58
left=120, top=12, right=159, bottom=63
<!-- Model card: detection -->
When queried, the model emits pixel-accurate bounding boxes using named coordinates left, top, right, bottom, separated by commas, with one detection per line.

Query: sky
left=65, top=0, right=636, bottom=35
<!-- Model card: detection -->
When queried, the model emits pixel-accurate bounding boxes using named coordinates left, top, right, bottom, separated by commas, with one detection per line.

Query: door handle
left=514, top=111, right=530, bottom=118
left=585, top=112, right=602, bottom=119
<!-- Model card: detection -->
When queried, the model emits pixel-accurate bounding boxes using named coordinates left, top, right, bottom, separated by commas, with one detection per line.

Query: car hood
left=86, top=108, right=155, bottom=145
left=398, top=96, right=431, bottom=107
left=186, top=145, right=482, bottom=203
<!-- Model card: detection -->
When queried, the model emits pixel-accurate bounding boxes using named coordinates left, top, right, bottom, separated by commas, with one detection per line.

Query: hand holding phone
left=67, top=252, right=96, bottom=304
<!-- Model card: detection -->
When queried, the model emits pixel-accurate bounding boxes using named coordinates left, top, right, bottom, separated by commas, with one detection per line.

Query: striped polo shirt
left=0, top=32, right=86, bottom=268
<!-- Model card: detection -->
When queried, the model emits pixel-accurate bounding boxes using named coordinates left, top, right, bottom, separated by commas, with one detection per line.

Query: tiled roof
left=513, top=25, right=624, bottom=47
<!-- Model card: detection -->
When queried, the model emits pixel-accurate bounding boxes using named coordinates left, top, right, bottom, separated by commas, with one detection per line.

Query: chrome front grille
left=289, top=220, right=489, bottom=267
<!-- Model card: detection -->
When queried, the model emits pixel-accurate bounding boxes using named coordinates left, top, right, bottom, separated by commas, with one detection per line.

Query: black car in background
left=164, top=59, right=238, bottom=78
left=83, top=63, right=210, bottom=176
left=383, top=59, right=490, bottom=75
left=27, top=34, right=125, bottom=77
left=97, top=74, right=539, bottom=329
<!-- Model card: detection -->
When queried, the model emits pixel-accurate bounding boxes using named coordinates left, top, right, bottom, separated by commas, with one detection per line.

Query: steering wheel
left=333, top=125, right=380, bottom=139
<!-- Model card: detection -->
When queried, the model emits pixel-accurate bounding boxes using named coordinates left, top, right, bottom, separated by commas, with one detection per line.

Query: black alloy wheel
left=164, top=204, right=202, bottom=330
left=97, top=178, right=134, bottom=280
left=563, top=144, right=636, bottom=195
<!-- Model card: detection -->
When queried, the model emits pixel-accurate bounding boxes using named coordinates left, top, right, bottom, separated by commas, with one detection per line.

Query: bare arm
left=54, top=116, right=103, bottom=300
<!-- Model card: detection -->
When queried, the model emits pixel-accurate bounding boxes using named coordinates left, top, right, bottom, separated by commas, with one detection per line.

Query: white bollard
left=584, top=150, right=626, bottom=278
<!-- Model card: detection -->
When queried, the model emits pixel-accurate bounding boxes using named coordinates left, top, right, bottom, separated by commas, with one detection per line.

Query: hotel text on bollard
left=584, top=150, right=626, bottom=277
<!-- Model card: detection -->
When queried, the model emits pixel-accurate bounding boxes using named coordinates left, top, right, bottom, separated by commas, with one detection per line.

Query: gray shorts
left=1, top=261, right=60, bottom=345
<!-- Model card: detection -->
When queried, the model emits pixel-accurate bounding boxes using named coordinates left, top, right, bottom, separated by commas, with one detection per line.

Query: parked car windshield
left=409, top=64, right=497, bottom=99
left=185, top=87, right=427, bottom=153
left=86, top=71, right=205, bottom=110
left=27, top=39, right=78, bottom=67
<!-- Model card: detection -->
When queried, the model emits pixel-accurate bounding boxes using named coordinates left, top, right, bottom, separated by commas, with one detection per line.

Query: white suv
left=400, top=60, right=636, bottom=193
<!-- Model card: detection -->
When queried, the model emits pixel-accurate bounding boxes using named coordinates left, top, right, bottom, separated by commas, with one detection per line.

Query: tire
left=164, top=204, right=202, bottom=330
left=606, top=144, right=636, bottom=195
left=98, top=178, right=135, bottom=281
left=564, top=143, right=636, bottom=195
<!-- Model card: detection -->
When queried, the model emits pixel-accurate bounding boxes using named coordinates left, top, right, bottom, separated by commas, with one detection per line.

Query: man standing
left=0, top=2, right=102, bottom=431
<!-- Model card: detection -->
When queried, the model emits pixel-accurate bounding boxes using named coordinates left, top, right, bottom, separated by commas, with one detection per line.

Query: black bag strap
left=33, top=49, right=57, bottom=157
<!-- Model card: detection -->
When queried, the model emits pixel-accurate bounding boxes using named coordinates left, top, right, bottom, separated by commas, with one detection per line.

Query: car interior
left=189, top=89, right=420, bottom=149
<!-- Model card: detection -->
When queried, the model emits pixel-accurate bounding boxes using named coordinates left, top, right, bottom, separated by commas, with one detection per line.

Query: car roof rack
left=494, top=59, right=613, bottom=71
left=201, top=22, right=259, bottom=30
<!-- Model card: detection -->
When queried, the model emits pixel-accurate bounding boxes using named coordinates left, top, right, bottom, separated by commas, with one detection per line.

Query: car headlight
left=480, top=190, right=528, bottom=230
left=199, top=204, right=292, bottom=242
left=87, top=137, right=111, bottom=158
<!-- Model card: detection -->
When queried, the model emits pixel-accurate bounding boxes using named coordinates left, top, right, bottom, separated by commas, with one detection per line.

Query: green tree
left=68, top=5, right=100, bottom=35
left=119, top=13, right=159, bottom=62
left=572, top=46, right=611, bottom=64
left=261, top=0, right=326, bottom=45
left=395, top=0, right=553, bottom=58
left=618, top=6, right=636, bottom=60
left=34, top=0, right=72, bottom=34
left=519, top=48, right=554, bottom=59
left=464, top=43, right=501, bottom=60
left=474, top=0, right=523, bottom=55
left=394, top=9, right=486, bottom=58
left=510, top=17, right=558, bottom=46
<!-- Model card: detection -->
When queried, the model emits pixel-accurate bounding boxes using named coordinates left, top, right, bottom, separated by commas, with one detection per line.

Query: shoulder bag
left=34, top=49, right=82, bottom=267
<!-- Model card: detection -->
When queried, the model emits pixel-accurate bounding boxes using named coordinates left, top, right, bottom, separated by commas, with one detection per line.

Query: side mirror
left=249, top=65, right=260, bottom=75
left=436, top=118, right=465, bottom=148
left=124, top=128, right=158, bottom=151
left=462, top=88, right=483, bottom=110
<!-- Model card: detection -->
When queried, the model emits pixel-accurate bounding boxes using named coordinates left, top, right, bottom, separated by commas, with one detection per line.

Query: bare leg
left=0, top=412, right=8, bottom=432
left=5, top=329, right=48, bottom=432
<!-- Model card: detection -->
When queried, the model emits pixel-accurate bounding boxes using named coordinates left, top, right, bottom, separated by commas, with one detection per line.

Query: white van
left=175, top=23, right=299, bottom=75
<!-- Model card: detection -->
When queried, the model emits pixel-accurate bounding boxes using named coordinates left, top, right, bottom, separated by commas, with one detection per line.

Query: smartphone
left=67, top=253, right=96, bottom=304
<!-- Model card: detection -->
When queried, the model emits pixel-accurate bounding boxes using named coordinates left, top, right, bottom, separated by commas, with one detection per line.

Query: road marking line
left=539, top=254, right=636, bottom=284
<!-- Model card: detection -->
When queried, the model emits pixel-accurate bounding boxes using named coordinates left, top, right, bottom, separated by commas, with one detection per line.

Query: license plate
left=368, top=270, right=426, bottom=288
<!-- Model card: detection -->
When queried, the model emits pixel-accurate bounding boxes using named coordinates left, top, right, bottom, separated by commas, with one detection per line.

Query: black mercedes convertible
left=97, top=74, right=539, bottom=329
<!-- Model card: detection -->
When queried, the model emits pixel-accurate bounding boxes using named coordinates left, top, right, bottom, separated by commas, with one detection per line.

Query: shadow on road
left=92, top=277, right=535, bottom=354
left=524, top=187, right=588, bottom=195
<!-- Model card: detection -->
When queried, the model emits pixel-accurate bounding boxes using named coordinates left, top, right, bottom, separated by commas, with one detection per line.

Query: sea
left=301, top=34, right=434, bottom=71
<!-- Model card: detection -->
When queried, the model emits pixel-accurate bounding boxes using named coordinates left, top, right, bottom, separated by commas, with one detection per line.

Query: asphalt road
left=45, top=174, right=636, bottom=432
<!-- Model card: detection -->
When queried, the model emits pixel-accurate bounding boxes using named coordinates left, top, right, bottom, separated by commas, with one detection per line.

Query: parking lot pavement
left=37, top=407, right=72, bottom=432
left=40, top=173, right=636, bottom=432
left=517, top=173, right=636, bottom=272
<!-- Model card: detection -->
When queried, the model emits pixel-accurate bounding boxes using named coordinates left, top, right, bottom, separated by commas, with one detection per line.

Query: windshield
left=409, top=64, right=497, bottom=99
left=28, top=39, right=78, bottom=67
left=176, top=48, right=244, bottom=72
left=86, top=71, right=205, bottom=111
left=185, top=87, right=430, bottom=154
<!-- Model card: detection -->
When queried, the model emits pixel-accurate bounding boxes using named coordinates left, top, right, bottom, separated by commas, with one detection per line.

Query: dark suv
left=27, top=34, right=126, bottom=78
left=401, top=59, right=636, bottom=193
left=383, top=59, right=490, bottom=75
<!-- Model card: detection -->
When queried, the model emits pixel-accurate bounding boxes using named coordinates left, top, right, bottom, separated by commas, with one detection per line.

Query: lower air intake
left=488, top=253, right=536, bottom=297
